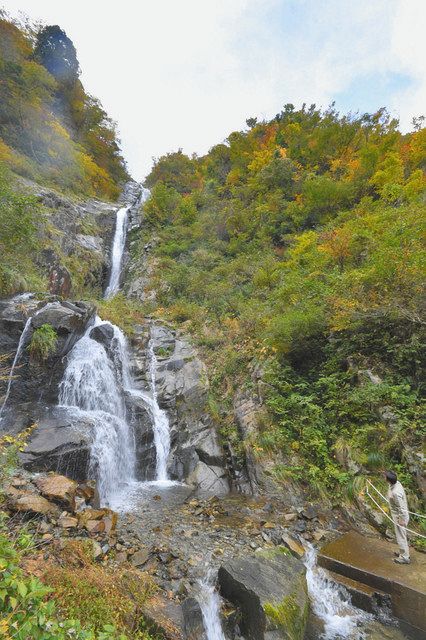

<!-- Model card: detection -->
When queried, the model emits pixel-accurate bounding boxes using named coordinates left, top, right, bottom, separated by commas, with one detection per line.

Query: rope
left=364, top=484, right=426, bottom=539
left=366, top=480, right=426, bottom=519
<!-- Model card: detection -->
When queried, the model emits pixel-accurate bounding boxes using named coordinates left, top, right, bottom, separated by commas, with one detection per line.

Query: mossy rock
left=218, top=548, right=308, bottom=640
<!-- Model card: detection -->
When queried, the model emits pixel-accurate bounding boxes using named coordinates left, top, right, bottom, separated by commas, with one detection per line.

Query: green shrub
left=28, top=324, right=58, bottom=361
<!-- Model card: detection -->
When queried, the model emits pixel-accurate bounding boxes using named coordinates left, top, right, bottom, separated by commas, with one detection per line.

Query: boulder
left=20, top=410, right=91, bottom=481
left=140, top=594, right=184, bottom=640
left=34, top=474, right=77, bottom=510
left=131, top=548, right=150, bottom=567
left=11, top=493, right=58, bottom=516
left=280, top=534, right=305, bottom=559
left=182, top=597, right=207, bottom=640
left=187, top=461, right=229, bottom=495
left=218, top=550, right=308, bottom=640
left=78, top=508, right=117, bottom=533
left=89, top=323, right=115, bottom=350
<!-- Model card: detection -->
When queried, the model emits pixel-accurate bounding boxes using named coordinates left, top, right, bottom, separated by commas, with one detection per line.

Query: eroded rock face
left=129, top=323, right=230, bottom=494
left=0, top=298, right=95, bottom=433
left=218, top=550, right=308, bottom=640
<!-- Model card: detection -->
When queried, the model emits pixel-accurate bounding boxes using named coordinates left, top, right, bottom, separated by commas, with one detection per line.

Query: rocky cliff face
left=0, top=181, right=230, bottom=495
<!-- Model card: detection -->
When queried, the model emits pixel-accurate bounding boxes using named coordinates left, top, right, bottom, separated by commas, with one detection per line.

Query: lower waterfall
left=198, top=576, right=226, bottom=640
left=59, top=316, right=137, bottom=506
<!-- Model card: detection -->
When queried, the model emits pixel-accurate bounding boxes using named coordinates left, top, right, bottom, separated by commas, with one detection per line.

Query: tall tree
left=34, top=25, right=79, bottom=85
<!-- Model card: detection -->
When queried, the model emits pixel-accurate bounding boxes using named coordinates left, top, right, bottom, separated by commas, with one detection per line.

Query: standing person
left=385, top=470, right=410, bottom=564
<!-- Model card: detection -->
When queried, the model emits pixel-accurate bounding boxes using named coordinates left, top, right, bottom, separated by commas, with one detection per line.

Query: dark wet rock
left=218, top=550, right=308, bottom=640
left=90, top=322, right=115, bottom=347
left=301, top=505, right=317, bottom=520
left=20, top=410, right=91, bottom=481
left=140, top=594, right=184, bottom=640
left=182, top=598, right=207, bottom=640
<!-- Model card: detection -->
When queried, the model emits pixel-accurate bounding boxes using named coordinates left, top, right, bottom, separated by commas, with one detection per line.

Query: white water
left=304, top=545, right=372, bottom=639
left=198, top=576, right=226, bottom=640
left=59, top=317, right=137, bottom=505
left=147, top=341, right=171, bottom=481
left=104, top=205, right=130, bottom=298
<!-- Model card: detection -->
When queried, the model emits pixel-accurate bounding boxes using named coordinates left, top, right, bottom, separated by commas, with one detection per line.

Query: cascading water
left=197, top=575, right=226, bottom=640
left=147, top=341, right=171, bottom=481
left=304, top=544, right=372, bottom=640
left=104, top=205, right=130, bottom=298
left=59, top=317, right=136, bottom=505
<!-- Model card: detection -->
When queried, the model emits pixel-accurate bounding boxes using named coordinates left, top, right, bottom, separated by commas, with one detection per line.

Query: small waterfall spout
left=304, top=545, right=371, bottom=639
left=0, top=299, right=53, bottom=422
left=59, top=317, right=136, bottom=505
left=198, top=575, right=226, bottom=640
left=104, top=205, right=130, bottom=298
left=147, top=340, right=171, bottom=481
left=0, top=317, right=32, bottom=421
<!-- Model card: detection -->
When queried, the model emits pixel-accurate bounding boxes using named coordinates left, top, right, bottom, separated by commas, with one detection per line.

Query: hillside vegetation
left=136, top=105, right=426, bottom=496
left=0, top=14, right=128, bottom=199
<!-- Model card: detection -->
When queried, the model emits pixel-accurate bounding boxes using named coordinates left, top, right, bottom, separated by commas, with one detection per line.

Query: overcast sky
left=2, top=0, right=425, bottom=180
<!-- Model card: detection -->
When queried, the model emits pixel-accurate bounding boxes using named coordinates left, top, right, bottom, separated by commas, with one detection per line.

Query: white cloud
left=1, top=0, right=425, bottom=179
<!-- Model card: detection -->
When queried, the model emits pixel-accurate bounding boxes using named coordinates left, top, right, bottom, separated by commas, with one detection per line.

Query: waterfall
left=304, top=545, right=372, bottom=639
left=197, top=576, right=226, bottom=640
left=104, top=205, right=130, bottom=298
left=0, top=317, right=33, bottom=421
left=147, top=340, right=171, bottom=481
left=59, top=317, right=136, bottom=505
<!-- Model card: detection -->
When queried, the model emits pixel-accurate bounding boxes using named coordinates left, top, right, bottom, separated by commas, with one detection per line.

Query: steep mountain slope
left=0, top=14, right=128, bottom=199
left=128, top=105, right=426, bottom=502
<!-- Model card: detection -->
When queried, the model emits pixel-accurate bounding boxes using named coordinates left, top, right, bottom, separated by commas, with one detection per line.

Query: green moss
left=264, top=594, right=308, bottom=640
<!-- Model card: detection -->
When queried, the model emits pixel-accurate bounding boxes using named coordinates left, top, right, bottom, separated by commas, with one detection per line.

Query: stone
left=92, top=540, right=103, bottom=560
left=58, top=516, right=78, bottom=529
left=78, top=508, right=117, bottom=531
left=182, top=597, right=207, bottom=640
left=131, top=548, right=150, bottom=567
left=76, top=481, right=96, bottom=503
left=35, top=474, right=77, bottom=509
left=12, top=493, right=58, bottom=516
left=218, top=550, right=308, bottom=640
left=140, top=594, right=184, bottom=640
left=280, top=534, right=305, bottom=559
left=85, top=520, right=105, bottom=534
left=115, top=551, right=128, bottom=563
left=301, top=505, right=317, bottom=521
left=283, top=513, right=297, bottom=522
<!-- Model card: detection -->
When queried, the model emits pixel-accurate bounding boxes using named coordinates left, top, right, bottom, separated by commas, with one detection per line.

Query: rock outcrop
left=218, top=550, right=308, bottom=640
left=0, top=297, right=95, bottom=433
left=128, top=323, right=230, bottom=493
